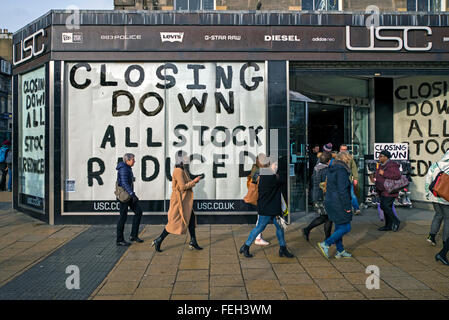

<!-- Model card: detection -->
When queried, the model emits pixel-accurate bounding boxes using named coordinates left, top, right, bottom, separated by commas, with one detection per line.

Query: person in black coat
left=116, top=153, right=143, bottom=246
left=302, top=151, right=333, bottom=242
left=317, top=151, right=353, bottom=259
left=239, top=157, right=294, bottom=258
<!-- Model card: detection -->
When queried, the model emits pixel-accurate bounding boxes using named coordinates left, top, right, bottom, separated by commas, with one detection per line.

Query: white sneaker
left=255, top=238, right=270, bottom=246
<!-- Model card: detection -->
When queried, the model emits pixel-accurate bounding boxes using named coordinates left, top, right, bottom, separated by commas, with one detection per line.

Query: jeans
left=351, top=184, right=360, bottom=210
left=116, top=197, right=143, bottom=242
left=325, top=222, right=351, bottom=253
left=245, top=215, right=286, bottom=247
left=431, top=203, right=449, bottom=242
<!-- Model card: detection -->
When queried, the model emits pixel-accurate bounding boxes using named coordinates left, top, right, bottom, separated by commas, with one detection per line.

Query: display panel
left=19, top=66, right=46, bottom=212
left=64, top=62, right=267, bottom=214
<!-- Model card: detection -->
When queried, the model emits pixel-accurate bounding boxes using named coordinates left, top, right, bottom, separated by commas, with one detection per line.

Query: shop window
left=303, top=0, right=339, bottom=10
left=216, top=0, right=302, bottom=11
left=407, top=0, right=444, bottom=11
left=343, top=0, right=396, bottom=11
left=175, top=0, right=214, bottom=10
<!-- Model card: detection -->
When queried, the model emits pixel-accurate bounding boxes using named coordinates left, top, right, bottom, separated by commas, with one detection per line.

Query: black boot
left=302, top=228, right=310, bottom=242
left=189, top=237, right=203, bottom=250
left=151, top=236, right=164, bottom=252
left=279, top=246, right=294, bottom=258
left=435, top=253, right=449, bottom=266
left=239, top=244, right=253, bottom=258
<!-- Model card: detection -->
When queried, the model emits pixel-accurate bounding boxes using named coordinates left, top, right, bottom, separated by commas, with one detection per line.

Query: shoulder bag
left=243, top=176, right=259, bottom=206
left=429, top=164, right=449, bottom=202
left=384, top=175, right=409, bottom=194
left=115, top=181, right=131, bottom=202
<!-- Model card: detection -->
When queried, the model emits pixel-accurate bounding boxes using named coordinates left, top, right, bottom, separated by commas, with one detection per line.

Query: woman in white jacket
left=425, top=150, right=449, bottom=265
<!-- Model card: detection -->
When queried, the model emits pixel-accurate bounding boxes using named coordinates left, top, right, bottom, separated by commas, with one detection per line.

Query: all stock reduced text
left=69, top=62, right=267, bottom=187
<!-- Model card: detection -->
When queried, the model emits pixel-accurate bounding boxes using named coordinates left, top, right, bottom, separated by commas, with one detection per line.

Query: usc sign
left=346, top=26, right=432, bottom=52
left=13, top=29, right=46, bottom=66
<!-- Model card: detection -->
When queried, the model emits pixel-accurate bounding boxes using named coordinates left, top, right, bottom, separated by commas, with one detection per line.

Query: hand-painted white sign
left=394, top=76, right=449, bottom=201
left=19, top=66, right=46, bottom=210
left=65, top=62, right=267, bottom=212
left=374, top=143, right=408, bottom=160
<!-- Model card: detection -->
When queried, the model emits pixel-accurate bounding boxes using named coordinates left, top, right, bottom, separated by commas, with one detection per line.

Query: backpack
left=0, top=147, right=8, bottom=163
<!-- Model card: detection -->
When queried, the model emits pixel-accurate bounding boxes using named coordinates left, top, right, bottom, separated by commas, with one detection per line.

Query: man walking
left=116, top=153, right=143, bottom=246
left=339, top=144, right=361, bottom=215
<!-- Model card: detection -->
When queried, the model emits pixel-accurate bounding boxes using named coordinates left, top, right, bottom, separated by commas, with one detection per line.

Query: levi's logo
left=160, top=32, right=184, bottom=43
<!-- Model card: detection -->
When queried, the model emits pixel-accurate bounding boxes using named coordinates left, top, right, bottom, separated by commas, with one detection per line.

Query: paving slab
left=1, top=202, right=449, bottom=300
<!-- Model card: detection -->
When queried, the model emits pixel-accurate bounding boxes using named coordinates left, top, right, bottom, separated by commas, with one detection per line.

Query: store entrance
left=289, top=72, right=370, bottom=215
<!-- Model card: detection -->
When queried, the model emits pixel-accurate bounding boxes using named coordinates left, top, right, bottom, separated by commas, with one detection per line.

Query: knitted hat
left=2, top=140, right=10, bottom=146
left=379, top=150, right=392, bottom=159
left=323, top=143, right=332, bottom=152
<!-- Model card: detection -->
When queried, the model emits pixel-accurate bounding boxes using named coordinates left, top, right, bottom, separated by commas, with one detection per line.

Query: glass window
left=305, top=0, right=339, bottom=10
left=175, top=0, right=214, bottom=10
left=407, top=0, right=443, bottom=11
left=344, top=0, right=395, bottom=11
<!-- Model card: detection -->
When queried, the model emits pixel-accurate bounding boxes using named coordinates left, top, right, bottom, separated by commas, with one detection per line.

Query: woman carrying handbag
left=151, top=150, right=203, bottom=252
left=240, top=157, right=294, bottom=258
left=425, top=150, right=449, bottom=266
left=244, top=153, right=270, bottom=246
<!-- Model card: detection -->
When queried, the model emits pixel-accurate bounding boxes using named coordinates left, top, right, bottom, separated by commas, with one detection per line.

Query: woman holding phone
left=152, top=150, right=203, bottom=252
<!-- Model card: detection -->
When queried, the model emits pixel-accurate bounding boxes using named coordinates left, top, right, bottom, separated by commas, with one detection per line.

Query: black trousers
left=117, top=197, right=143, bottom=242
left=0, top=167, right=7, bottom=190
left=380, top=195, right=398, bottom=228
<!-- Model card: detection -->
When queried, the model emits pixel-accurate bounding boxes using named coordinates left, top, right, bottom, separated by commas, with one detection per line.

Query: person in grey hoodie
left=116, top=153, right=143, bottom=246
left=302, top=151, right=333, bottom=242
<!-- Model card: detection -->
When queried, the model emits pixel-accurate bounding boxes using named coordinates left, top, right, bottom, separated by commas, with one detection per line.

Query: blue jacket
left=324, top=160, right=352, bottom=225
left=116, top=161, right=135, bottom=197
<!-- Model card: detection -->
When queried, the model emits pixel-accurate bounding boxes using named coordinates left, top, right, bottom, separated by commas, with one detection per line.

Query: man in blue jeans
left=340, top=144, right=361, bottom=215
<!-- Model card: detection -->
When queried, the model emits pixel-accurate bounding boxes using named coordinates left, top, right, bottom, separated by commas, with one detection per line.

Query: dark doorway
left=308, top=103, right=350, bottom=152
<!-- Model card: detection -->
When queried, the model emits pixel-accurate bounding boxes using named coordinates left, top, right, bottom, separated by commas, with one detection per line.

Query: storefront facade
left=12, top=10, right=449, bottom=224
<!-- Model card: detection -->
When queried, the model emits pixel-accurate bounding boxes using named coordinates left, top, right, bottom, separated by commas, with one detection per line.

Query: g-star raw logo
left=346, top=26, right=432, bottom=51
left=160, top=32, right=184, bottom=43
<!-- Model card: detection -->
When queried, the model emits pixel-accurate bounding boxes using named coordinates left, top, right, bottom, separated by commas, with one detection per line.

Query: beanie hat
left=323, top=143, right=332, bottom=152
left=379, top=150, right=392, bottom=159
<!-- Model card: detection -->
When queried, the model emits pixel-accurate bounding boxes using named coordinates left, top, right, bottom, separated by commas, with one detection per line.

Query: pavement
left=0, top=191, right=448, bottom=300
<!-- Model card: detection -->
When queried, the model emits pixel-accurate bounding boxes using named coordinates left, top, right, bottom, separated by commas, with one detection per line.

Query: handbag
left=429, top=164, right=449, bottom=202
left=115, top=181, right=131, bottom=202
left=243, top=176, right=259, bottom=206
left=276, top=215, right=288, bottom=230
left=384, top=175, right=409, bottom=194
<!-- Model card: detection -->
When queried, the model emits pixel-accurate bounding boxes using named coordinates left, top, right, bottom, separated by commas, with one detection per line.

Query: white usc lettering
left=13, top=29, right=46, bottom=66
left=346, top=26, right=432, bottom=52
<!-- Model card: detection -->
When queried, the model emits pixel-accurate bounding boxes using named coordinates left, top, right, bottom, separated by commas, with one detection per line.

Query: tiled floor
left=0, top=196, right=448, bottom=300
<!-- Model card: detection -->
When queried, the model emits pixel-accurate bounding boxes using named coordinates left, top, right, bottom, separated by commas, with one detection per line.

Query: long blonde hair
left=335, top=151, right=352, bottom=165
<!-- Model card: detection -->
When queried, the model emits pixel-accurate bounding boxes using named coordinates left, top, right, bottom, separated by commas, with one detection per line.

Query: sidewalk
left=0, top=195, right=448, bottom=300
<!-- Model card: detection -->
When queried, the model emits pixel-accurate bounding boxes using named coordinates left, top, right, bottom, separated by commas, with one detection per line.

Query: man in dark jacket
left=116, top=153, right=143, bottom=246
left=318, top=151, right=353, bottom=259
left=375, top=150, right=402, bottom=232
left=239, top=158, right=294, bottom=259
